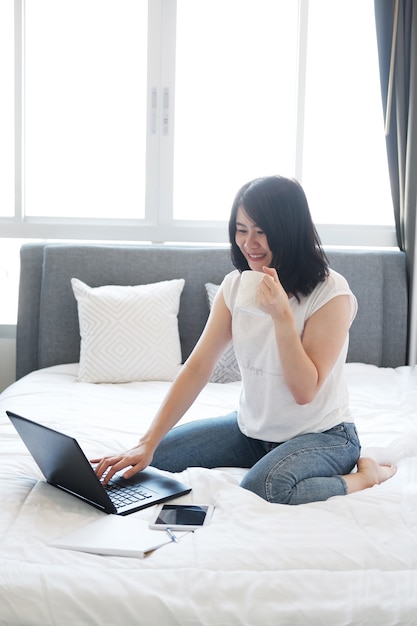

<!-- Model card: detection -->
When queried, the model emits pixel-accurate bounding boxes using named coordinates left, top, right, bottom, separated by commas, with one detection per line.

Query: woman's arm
left=93, top=286, right=233, bottom=483
left=258, top=267, right=352, bottom=405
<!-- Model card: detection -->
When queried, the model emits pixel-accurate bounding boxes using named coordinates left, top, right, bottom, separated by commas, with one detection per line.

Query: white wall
left=0, top=336, right=16, bottom=392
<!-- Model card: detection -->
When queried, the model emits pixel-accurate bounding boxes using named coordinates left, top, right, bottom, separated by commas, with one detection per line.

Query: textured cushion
left=71, top=278, right=185, bottom=383
left=205, top=283, right=241, bottom=384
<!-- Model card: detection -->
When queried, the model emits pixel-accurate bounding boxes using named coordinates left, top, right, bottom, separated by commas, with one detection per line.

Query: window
left=24, top=0, right=148, bottom=219
left=173, top=0, right=299, bottom=222
left=302, top=0, right=392, bottom=228
left=0, top=1, right=396, bottom=324
left=0, top=0, right=14, bottom=218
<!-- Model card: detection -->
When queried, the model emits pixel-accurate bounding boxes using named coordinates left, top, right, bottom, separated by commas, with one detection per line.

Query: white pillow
left=205, top=283, right=241, bottom=384
left=71, top=278, right=185, bottom=383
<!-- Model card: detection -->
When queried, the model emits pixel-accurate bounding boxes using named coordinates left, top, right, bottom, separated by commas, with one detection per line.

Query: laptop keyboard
left=105, top=480, right=153, bottom=508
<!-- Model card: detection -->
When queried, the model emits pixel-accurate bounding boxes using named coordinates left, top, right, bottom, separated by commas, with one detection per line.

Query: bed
left=0, top=243, right=416, bottom=626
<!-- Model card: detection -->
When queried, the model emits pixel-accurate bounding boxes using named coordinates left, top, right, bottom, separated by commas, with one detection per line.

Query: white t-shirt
left=222, top=269, right=358, bottom=442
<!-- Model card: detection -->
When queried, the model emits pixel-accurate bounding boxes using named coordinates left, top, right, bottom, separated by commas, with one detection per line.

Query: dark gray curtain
left=374, top=0, right=417, bottom=364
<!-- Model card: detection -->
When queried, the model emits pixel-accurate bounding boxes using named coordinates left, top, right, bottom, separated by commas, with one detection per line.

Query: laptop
left=6, top=411, right=191, bottom=515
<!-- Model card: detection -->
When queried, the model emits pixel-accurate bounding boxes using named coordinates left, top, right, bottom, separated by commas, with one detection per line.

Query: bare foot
left=344, top=457, right=397, bottom=494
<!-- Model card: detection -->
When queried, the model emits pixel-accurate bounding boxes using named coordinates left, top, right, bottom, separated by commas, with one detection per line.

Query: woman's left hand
left=257, top=266, right=353, bottom=404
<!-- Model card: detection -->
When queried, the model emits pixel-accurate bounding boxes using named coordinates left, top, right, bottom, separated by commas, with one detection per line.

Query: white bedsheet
left=0, top=363, right=417, bottom=626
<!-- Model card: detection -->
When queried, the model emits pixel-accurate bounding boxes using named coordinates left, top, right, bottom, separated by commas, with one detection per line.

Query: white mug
left=235, top=270, right=266, bottom=316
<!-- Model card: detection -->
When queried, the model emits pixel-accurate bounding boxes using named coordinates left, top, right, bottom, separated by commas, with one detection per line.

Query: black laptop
left=6, top=411, right=191, bottom=515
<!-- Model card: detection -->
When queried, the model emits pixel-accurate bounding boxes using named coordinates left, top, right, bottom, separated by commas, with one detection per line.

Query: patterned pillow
left=205, top=283, right=241, bottom=384
left=71, top=278, right=185, bottom=383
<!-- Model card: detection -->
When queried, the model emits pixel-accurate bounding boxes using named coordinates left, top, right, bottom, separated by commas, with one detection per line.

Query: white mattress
left=1, top=363, right=417, bottom=626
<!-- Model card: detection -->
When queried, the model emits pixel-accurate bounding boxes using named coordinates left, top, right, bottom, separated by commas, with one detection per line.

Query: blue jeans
left=151, top=412, right=361, bottom=505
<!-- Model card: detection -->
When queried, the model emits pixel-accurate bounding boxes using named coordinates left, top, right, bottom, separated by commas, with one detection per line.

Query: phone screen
left=155, top=505, right=209, bottom=526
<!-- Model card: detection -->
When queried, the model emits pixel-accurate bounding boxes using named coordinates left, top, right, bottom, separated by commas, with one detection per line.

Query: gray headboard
left=15, top=244, right=408, bottom=380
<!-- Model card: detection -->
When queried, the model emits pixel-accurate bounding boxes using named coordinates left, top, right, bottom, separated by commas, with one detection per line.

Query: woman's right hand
left=91, top=440, right=155, bottom=485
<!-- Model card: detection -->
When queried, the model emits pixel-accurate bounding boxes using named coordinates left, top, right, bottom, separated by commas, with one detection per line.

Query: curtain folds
left=374, top=0, right=417, bottom=365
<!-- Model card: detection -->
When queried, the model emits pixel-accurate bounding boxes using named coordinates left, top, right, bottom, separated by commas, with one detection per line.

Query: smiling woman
left=92, top=175, right=395, bottom=506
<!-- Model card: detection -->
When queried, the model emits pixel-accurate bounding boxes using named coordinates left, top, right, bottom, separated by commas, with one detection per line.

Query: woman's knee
left=240, top=468, right=294, bottom=504
left=152, top=412, right=246, bottom=472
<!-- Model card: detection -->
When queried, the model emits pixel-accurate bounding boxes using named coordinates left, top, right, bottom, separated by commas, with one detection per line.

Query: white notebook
left=51, top=514, right=189, bottom=558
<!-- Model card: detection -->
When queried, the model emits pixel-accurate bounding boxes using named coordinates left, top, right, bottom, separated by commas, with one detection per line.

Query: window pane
left=173, top=0, right=298, bottom=221
left=24, top=0, right=148, bottom=219
left=0, top=1, right=15, bottom=217
left=302, top=0, right=393, bottom=226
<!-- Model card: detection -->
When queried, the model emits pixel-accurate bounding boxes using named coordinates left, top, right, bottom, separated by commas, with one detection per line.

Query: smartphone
left=149, top=504, right=214, bottom=531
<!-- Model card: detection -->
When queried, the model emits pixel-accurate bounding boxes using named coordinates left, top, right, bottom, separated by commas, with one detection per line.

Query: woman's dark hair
left=229, top=175, right=329, bottom=299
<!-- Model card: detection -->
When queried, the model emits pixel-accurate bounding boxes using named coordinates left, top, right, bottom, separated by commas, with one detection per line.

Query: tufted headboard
left=15, top=244, right=408, bottom=379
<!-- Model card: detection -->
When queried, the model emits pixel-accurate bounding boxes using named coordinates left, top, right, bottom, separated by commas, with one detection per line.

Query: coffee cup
left=235, top=270, right=266, bottom=316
